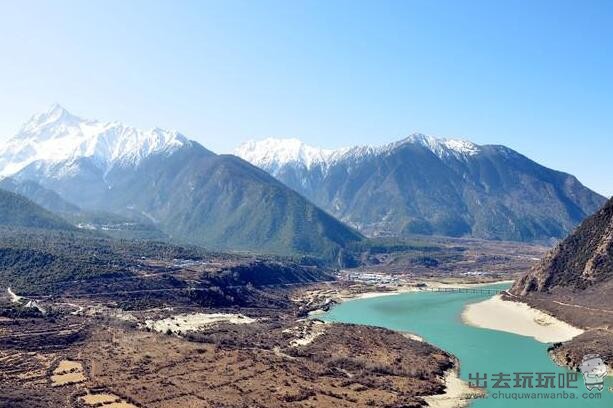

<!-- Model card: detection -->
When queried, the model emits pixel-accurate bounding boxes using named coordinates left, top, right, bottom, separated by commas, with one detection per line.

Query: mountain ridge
left=236, top=136, right=606, bottom=242
left=235, top=134, right=481, bottom=174
left=0, top=104, right=189, bottom=178
left=509, top=198, right=613, bottom=370
left=512, top=197, right=613, bottom=295
left=0, top=106, right=362, bottom=259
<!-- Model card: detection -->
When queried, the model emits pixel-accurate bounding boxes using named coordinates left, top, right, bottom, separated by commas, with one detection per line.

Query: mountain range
left=236, top=136, right=606, bottom=242
left=0, top=105, right=362, bottom=258
left=0, top=105, right=606, bottom=259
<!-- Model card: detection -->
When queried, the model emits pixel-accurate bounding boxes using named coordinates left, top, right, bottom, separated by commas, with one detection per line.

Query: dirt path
left=7, top=287, right=22, bottom=303
left=551, top=300, right=613, bottom=314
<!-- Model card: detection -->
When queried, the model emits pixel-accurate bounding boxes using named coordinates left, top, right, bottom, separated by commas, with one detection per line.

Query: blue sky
left=0, top=0, right=611, bottom=196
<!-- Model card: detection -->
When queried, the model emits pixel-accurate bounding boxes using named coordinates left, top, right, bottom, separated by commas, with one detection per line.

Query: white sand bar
left=144, top=313, right=256, bottom=333
left=462, top=295, right=584, bottom=343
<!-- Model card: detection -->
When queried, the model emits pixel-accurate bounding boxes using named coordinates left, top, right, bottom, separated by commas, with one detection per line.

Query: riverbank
left=304, top=279, right=515, bottom=314
left=424, top=368, right=483, bottom=408
left=461, top=294, right=584, bottom=343
left=344, top=280, right=515, bottom=302
left=308, top=279, right=509, bottom=407
left=321, top=280, right=613, bottom=407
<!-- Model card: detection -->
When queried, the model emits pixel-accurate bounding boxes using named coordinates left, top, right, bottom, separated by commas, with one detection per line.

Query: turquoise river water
left=322, top=283, right=612, bottom=407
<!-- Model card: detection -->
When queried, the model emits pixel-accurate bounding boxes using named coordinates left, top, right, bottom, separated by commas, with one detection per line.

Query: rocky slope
left=511, top=198, right=613, bottom=369
left=512, top=197, right=613, bottom=298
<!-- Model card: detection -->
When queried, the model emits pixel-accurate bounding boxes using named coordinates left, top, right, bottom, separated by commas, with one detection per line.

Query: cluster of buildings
left=341, top=272, right=400, bottom=285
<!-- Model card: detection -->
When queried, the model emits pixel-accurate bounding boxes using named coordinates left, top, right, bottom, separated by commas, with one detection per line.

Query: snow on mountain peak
left=20, top=103, right=79, bottom=135
left=39, top=103, right=69, bottom=121
left=0, top=105, right=189, bottom=177
left=235, top=138, right=344, bottom=171
left=235, top=133, right=481, bottom=172
left=391, top=133, right=480, bottom=156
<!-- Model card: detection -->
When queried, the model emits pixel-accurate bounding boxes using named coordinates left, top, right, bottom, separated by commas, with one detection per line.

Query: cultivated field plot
left=0, top=305, right=453, bottom=408
left=80, top=324, right=452, bottom=407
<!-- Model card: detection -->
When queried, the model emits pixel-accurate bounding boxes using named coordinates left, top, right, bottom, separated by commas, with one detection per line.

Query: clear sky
left=0, top=0, right=611, bottom=196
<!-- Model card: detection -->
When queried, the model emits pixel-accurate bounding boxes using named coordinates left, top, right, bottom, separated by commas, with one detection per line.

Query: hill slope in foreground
left=512, top=197, right=613, bottom=369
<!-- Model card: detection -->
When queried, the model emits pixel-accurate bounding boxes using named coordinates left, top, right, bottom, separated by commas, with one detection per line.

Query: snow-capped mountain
left=0, top=105, right=361, bottom=257
left=236, top=135, right=605, bottom=242
left=0, top=104, right=188, bottom=177
left=235, top=134, right=480, bottom=176
left=235, top=138, right=344, bottom=173
left=1, top=105, right=606, bottom=246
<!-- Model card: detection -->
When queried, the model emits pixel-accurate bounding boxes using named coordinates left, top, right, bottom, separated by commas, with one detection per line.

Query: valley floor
left=7, top=274, right=609, bottom=407
left=3, top=235, right=586, bottom=407
left=1, top=280, right=463, bottom=408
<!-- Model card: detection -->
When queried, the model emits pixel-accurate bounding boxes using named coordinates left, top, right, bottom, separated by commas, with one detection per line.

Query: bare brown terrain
left=0, top=232, right=546, bottom=408
left=511, top=197, right=613, bottom=370
left=0, top=301, right=454, bottom=408
left=347, top=235, right=547, bottom=278
left=506, top=292, right=613, bottom=371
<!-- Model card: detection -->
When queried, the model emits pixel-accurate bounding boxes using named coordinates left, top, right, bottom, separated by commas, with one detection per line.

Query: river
left=322, top=283, right=612, bottom=407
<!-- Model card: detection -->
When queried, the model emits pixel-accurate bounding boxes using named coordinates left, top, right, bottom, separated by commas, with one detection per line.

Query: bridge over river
left=421, top=287, right=504, bottom=295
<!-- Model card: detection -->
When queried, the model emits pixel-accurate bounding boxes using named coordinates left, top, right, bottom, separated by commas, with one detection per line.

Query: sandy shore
left=462, top=294, right=584, bottom=343
left=144, top=312, right=256, bottom=333
left=305, top=279, right=515, bottom=317
left=423, top=369, right=483, bottom=408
